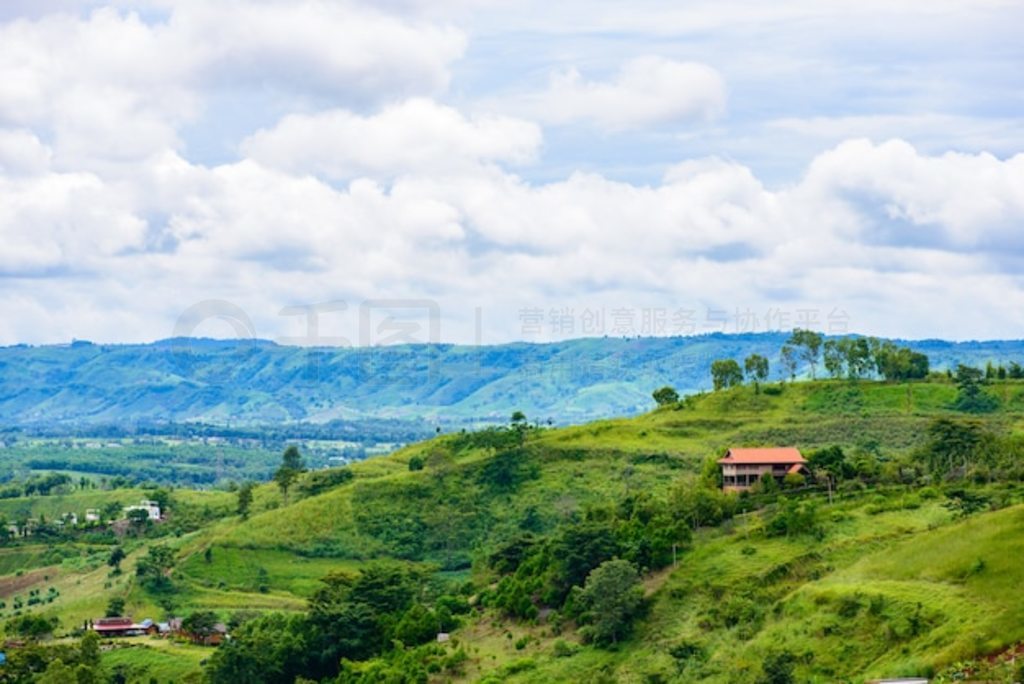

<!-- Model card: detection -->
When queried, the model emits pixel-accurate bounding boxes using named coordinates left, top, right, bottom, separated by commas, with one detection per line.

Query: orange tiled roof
left=717, top=447, right=805, bottom=465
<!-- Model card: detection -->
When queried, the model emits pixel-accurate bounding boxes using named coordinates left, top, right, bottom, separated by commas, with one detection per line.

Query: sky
left=1, top=0, right=1022, bottom=346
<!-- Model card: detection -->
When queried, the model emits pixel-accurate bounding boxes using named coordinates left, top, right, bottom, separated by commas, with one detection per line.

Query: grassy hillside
left=4, top=378, right=1024, bottom=682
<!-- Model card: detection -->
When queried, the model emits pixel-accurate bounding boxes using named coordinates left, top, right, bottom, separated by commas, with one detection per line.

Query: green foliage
left=874, top=340, right=930, bottom=380
left=573, top=558, right=644, bottom=645
left=652, top=386, right=680, bottom=406
left=923, top=418, right=984, bottom=478
left=765, top=497, right=822, bottom=538
left=953, top=364, right=999, bottom=413
left=295, top=467, right=353, bottom=497
left=477, top=447, right=540, bottom=493
left=670, top=482, right=733, bottom=530
left=236, top=482, right=254, bottom=518
left=274, top=445, right=307, bottom=503
left=787, top=328, right=823, bottom=379
left=779, top=344, right=798, bottom=380
left=710, top=359, right=744, bottom=391
left=136, top=544, right=176, bottom=592
left=105, top=596, right=126, bottom=617
left=943, top=488, right=990, bottom=519
left=824, top=338, right=872, bottom=379
left=808, top=444, right=853, bottom=481
left=107, top=545, right=125, bottom=570
left=757, top=650, right=797, bottom=684
left=182, top=610, right=220, bottom=639
left=744, top=354, right=770, bottom=392
left=6, top=613, right=59, bottom=640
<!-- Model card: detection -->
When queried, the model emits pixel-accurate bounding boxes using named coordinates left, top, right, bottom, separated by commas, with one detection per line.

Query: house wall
left=721, top=463, right=803, bottom=491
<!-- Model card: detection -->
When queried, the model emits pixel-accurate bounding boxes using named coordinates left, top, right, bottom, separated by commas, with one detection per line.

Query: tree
left=107, top=546, right=126, bottom=572
left=510, top=411, right=529, bottom=444
left=874, top=341, right=930, bottom=381
left=105, top=596, right=126, bottom=617
left=943, top=488, right=990, bottom=519
left=652, top=386, right=680, bottom=406
left=786, top=328, right=823, bottom=379
left=925, top=418, right=984, bottom=478
left=237, top=482, right=254, bottom=519
left=7, top=614, right=58, bottom=640
left=575, top=559, right=644, bottom=645
left=1009, top=361, right=1024, bottom=379
left=953, top=365, right=998, bottom=413
left=79, top=630, right=101, bottom=668
left=779, top=345, right=798, bottom=381
left=743, top=355, right=769, bottom=393
left=671, top=482, right=726, bottom=530
left=808, top=445, right=852, bottom=499
left=37, top=660, right=74, bottom=684
left=823, top=339, right=844, bottom=378
left=182, top=610, right=220, bottom=643
left=844, top=338, right=873, bottom=379
left=126, top=507, right=151, bottom=533
left=274, top=446, right=306, bottom=504
left=710, top=359, right=743, bottom=391
left=136, top=545, right=176, bottom=592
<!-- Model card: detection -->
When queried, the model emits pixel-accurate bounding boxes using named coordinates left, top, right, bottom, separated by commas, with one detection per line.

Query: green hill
left=3, top=378, right=1024, bottom=682
left=3, top=333, right=1023, bottom=428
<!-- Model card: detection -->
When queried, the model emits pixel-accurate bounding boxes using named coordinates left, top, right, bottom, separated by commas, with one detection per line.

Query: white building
left=85, top=509, right=100, bottom=523
left=124, top=499, right=161, bottom=521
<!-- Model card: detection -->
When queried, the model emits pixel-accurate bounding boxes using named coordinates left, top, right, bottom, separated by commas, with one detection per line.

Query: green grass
left=485, top=493, right=1024, bottom=684
left=9, top=378, right=1024, bottom=682
left=102, top=639, right=208, bottom=683
left=178, top=546, right=362, bottom=597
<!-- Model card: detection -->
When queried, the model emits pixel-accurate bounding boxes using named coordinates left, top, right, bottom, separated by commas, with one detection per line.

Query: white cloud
left=0, top=170, right=146, bottom=275
left=0, top=128, right=51, bottom=175
left=177, top=0, right=465, bottom=100
left=799, top=138, right=1024, bottom=249
left=6, top=136, right=1024, bottom=344
left=241, top=99, right=541, bottom=181
left=0, top=3, right=466, bottom=168
left=1, top=2, right=1022, bottom=345
left=507, top=56, right=726, bottom=131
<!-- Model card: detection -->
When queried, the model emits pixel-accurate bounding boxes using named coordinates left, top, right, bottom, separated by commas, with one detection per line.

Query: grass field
left=3, top=378, right=1024, bottom=682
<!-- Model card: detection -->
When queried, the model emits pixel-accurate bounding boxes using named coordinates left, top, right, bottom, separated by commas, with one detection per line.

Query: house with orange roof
left=718, top=447, right=808, bottom=492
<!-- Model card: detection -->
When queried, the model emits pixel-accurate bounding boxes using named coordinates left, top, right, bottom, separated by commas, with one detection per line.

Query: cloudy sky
left=1, top=0, right=1022, bottom=346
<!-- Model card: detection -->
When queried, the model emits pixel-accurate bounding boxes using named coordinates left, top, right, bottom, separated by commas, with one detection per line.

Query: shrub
left=552, top=639, right=577, bottom=658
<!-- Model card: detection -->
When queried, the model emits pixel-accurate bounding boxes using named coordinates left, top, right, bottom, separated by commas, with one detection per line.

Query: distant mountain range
left=1, top=333, right=1022, bottom=428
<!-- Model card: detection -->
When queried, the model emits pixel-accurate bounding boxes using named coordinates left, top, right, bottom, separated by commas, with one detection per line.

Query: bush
left=296, top=468, right=353, bottom=497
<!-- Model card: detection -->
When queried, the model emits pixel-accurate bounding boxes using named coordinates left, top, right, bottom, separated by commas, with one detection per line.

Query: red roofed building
left=718, top=447, right=808, bottom=492
left=91, top=617, right=156, bottom=637
left=92, top=618, right=137, bottom=637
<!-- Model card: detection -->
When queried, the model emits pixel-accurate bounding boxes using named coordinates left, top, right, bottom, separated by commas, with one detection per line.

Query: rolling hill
left=2, top=333, right=1023, bottom=429
left=3, top=377, right=1024, bottom=682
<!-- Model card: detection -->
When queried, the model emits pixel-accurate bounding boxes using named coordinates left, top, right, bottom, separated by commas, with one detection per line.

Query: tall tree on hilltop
left=744, top=354, right=769, bottom=393
left=274, top=446, right=306, bottom=504
left=786, top=328, right=823, bottom=379
left=652, top=386, right=680, bottom=406
left=710, top=359, right=743, bottom=391
left=780, top=345, right=798, bottom=381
